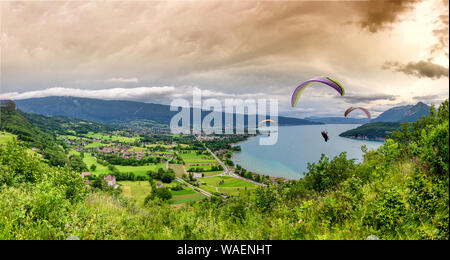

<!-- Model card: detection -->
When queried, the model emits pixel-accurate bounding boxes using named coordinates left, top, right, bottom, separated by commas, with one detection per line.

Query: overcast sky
left=1, top=0, right=448, bottom=118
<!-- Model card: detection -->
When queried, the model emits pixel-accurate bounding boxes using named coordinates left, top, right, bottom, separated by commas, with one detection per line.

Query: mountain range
left=11, top=96, right=432, bottom=130
left=14, top=96, right=322, bottom=127
left=305, top=102, right=431, bottom=124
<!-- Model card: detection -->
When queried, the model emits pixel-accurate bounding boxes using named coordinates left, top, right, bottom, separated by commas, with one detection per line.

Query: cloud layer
left=1, top=0, right=448, bottom=117
left=382, top=60, right=449, bottom=79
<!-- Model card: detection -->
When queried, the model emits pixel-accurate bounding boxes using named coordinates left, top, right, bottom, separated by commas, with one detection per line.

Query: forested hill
left=340, top=102, right=432, bottom=140
left=0, top=104, right=119, bottom=167
left=14, top=96, right=321, bottom=126
left=339, top=122, right=402, bottom=140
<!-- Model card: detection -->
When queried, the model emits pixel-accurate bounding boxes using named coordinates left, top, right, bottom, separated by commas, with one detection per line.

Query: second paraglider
left=344, top=107, right=371, bottom=120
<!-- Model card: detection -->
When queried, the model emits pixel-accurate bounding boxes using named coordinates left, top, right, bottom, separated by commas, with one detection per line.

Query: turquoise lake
left=231, top=124, right=383, bottom=179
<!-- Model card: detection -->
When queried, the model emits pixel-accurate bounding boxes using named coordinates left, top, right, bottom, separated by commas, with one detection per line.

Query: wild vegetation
left=0, top=100, right=447, bottom=239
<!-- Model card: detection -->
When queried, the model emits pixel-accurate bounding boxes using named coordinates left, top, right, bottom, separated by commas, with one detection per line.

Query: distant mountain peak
left=372, top=101, right=430, bottom=123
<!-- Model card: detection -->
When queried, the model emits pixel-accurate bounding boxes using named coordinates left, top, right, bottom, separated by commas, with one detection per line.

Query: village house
left=81, top=172, right=92, bottom=178
left=104, top=175, right=119, bottom=189
left=193, top=173, right=203, bottom=179
left=156, top=182, right=164, bottom=188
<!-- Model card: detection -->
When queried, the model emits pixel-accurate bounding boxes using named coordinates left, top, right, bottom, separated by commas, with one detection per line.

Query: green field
left=185, top=164, right=220, bottom=171
left=85, top=142, right=110, bottom=148
left=200, top=176, right=258, bottom=188
left=179, top=150, right=217, bottom=163
left=119, top=181, right=151, bottom=206
left=169, top=194, right=207, bottom=204
left=81, top=152, right=164, bottom=176
left=119, top=180, right=205, bottom=205
left=197, top=176, right=259, bottom=197
left=0, top=132, right=16, bottom=145
left=128, top=147, right=147, bottom=152
left=84, top=132, right=138, bottom=143
left=202, top=171, right=224, bottom=176
left=115, top=164, right=164, bottom=176
left=169, top=164, right=187, bottom=177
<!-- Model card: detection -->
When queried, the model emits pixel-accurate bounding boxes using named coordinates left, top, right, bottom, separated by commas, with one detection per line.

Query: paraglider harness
left=321, top=131, right=329, bottom=142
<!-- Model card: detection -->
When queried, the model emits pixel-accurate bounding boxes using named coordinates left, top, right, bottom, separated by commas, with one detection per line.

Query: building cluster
left=80, top=172, right=119, bottom=189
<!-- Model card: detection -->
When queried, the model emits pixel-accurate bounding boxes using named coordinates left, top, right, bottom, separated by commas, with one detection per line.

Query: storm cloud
left=339, top=93, right=399, bottom=103
left=357, top=0, right=421, bottom=33
left=382, top=60, right=449, bottom=79
left=0, top=0, right=448, bottom=117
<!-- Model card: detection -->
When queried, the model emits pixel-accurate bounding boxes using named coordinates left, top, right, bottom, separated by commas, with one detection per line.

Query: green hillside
left=0, top=100, right=448, bottom=240
left=339, top=122, right=402, bottom=140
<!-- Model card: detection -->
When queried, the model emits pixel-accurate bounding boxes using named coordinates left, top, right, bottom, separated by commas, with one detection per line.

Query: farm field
left=84, top=132, right=138, bottom=143
left=169, top=194, right=207, bottom=204
left=115, top=164, right=165, bottom=176
left=85, top=142, right=110, bottom=148
left=200, top=176, right=259, bottom=188
left=0, top=132, right=16, bottom=145
left=169, top=164, right=187, bottom=177
left=201, top=171, right=224, bottom=176
left=119, top=181, right=151, bottom=206
left=119, top=180, right=205, bottom=205
left=185, top=164, right=220, bottom=171
left=179, top=150, right=217, bottom=164
left=81, top=152, right=165, bottom=176
left=198, top=176, right=259, bottom=196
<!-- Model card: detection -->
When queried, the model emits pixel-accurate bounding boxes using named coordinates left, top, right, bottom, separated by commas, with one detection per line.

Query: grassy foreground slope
left=0, top=101, right=448, bottom=240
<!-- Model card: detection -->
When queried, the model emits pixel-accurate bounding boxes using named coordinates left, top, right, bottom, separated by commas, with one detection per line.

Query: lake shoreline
left=230, top=124, right=384, bottom=180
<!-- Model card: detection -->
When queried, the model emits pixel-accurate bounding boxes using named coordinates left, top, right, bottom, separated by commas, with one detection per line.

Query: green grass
left=198, top=176, right=259, bottom=197
left=119, top=181, right=151, bottom=206
left=81, top=152, right=164, bottom=176
left=115, top=164, right=164, bottom=177
left=180, top=150, right=217, bottom=164
left=0, top=132, right=16, bottom=145
left=84, top=132, right=138, bottom=143
left=128, top=147, right=147, bottom=152
left=169, top=164, right=187, bottom=177
left=69, top=150, right=81, bottom=156
left=85, top=142, right=110, bottom=148
left=169, top=194, right=207, bottom=204
left=202, top=171, right=224, bottom=176
left=171, top=189, right=196, bottom=196
left=200, top=176, right=258, bottom=188
left=120, top=180, right=204, bottom=205
left=185, top=164, right=220, bottom=171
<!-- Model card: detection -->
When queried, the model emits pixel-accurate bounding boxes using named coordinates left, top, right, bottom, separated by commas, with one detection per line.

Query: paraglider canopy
left=321, top=131, right=329, bottom=142
left=291, top=77, right=345, bottom=107
left=257, top=119, right=276, bottom=127
left=344, top=107, right=371, bottom=119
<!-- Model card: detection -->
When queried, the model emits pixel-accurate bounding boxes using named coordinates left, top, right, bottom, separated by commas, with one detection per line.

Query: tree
left=161, top=171, right=175, bottom=183
left=145, top=187, right=172, bottom=203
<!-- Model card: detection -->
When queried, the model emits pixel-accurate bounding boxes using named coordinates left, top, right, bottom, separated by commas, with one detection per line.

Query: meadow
left=0, top=132, right=15, bottom=145
left=84, top=132, right=138, bottom=143
left=199, top=176, right=259, bottom=196
left=82, top=152, right=164, bottom=176
left=119, top=180, right=206, bottom=205
left=179, top=150, right=217, bottom=164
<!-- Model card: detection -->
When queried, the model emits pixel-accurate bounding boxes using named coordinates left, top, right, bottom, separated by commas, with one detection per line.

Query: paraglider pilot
left=321, top=131, right=329, bottom=142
